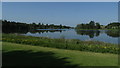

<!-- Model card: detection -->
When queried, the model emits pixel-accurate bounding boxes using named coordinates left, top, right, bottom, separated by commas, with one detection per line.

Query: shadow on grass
left=2, top=50, right=118, bottom=68
left=2, top=50, right=79, bottom=68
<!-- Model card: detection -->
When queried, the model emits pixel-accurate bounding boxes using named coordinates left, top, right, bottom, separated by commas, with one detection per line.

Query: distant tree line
left=105, top=22, right=120, bottom=29
left=76, top=21, right=101, bottom=29
left=2, top=20, right=72, bottom=33
left=76, top=21, right=120, bottom=29
left=2, top=20, right=120, bottom=33
left=2, top=20, right=29, bottom=33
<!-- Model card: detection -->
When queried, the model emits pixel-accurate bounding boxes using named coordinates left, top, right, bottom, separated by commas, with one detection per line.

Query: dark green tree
left=89, top=21, right=95, bottom=29
left=96, top=22, right=101, bottom=29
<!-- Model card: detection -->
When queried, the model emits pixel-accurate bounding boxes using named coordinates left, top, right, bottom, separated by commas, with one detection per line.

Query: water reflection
left=30, top=30, right=65, bottom=34
left=75, top=30, right=100, bottom=38
left=105, top=30, right=120, bottom=38
left=3, top=29, right=120, bottom=38
left=75, top=29, right=120, bottom=38
left=3, top=29, right=29, bottom=34
left=3, top=29, right=65, bottom=34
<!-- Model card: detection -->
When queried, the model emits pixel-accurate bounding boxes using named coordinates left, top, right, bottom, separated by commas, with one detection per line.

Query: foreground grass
left=3, top=42, right=118, bottom=67
left=2, top=33, right=119, bottom=54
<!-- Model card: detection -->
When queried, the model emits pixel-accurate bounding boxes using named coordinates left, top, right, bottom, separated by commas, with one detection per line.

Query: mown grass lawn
left=2, top=42, right=118, bottom=67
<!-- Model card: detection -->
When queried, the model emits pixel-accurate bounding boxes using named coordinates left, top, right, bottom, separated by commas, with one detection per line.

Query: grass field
left=3, top=42, right=118, bottom=67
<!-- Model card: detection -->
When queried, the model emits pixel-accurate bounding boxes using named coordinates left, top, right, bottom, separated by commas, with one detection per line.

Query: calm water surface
left=22, top=29, right=119, bottom=44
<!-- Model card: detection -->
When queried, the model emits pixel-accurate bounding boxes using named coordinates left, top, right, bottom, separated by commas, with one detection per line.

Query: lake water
left=22, top=29, right=120, bottom=44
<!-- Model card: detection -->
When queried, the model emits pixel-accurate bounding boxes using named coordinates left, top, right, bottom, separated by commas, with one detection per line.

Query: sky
left=2, top=0, right=120, bottom=2
left=0, top=2, right=2, bottom=19
left=2, top=2, right=118, bottom=27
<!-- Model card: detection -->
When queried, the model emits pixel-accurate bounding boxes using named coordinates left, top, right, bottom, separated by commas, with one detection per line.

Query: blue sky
left=0, top=2, right=2, bottom=19
left=2, top=2, right=118, bottom=27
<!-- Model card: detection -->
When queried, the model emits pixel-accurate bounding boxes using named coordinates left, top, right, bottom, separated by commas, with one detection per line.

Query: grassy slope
left=3, top=42, right=118, bottom=67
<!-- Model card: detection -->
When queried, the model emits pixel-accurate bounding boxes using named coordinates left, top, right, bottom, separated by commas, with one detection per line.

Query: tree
left=76, top=21, right=101, bottom=29
left=45, top=24, right=49, bottom=29
left=96, top=22, right=101, bottom=29
left=89, top=21, right=95, bottom=29
left=59, top=24, right=62, bottom=29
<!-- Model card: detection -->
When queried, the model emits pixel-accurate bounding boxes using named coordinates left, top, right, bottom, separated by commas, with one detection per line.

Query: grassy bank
left=3, top=42, right=118, bottom=67
left=2, top=33, right=119, bottom=54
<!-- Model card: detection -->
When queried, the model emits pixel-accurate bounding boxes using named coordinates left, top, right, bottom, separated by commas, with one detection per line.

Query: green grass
left=2, top=33, right=119, bottom=54
left=3, top=42, right=118, bottom=67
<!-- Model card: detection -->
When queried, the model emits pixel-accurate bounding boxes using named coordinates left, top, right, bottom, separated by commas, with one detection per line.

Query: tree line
left=76, top=21, right=120, bottom=29
left=2, top=20, right=120, bottom=33
left=76, top=21, right=101, bottom=29
left=2, top=20, right=72, bottom=33
left=105, top=22, right=120, bottom=29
